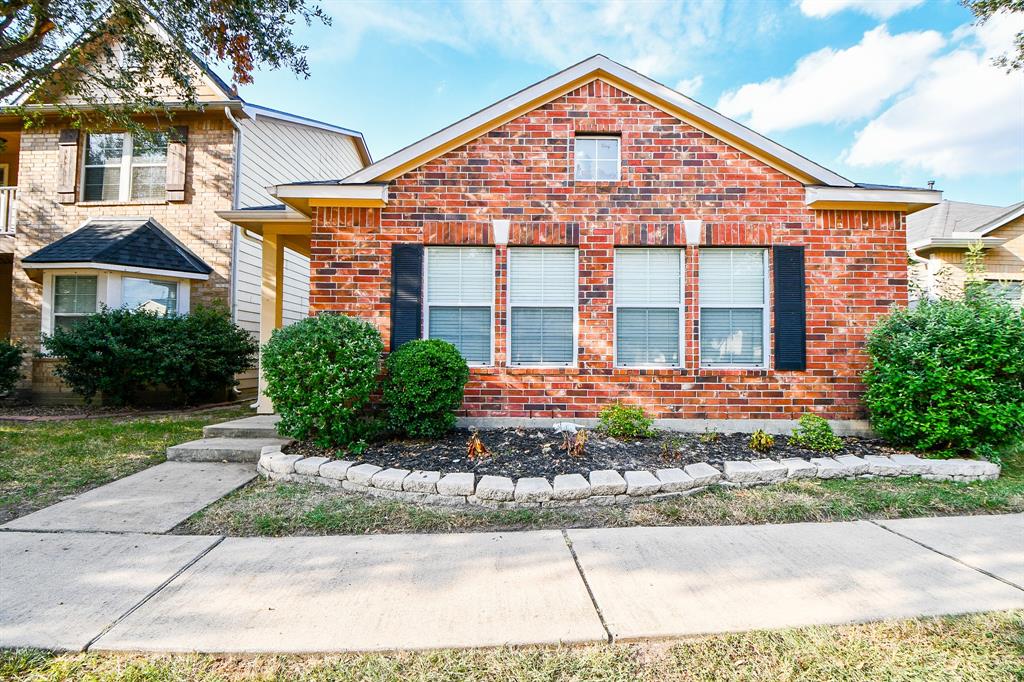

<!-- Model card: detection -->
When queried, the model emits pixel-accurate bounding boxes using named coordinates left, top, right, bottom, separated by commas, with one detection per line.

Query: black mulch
left=285, top=428, right=915, bottom=480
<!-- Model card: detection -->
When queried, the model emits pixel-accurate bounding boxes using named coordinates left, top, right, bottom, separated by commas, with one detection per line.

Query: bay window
left=122, top=277, right=178, bottom=316
left=699, top=248, right=768, bottom=367
left=52, top=275, right=97, bottom=331
left=508, top=248, right=577, bottom=366
left=425, top=247, right=494, bottom=365
left=614, top=248, right=683, bottom=367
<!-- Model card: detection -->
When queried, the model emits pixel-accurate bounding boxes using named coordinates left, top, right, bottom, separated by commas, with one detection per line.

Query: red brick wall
left=310, top=80, right=908, bottom=421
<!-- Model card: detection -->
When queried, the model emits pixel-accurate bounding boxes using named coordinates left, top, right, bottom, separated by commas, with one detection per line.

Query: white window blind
left=615, top=248, right=682, bottom=366
left=426, top=247, right=493, bottom=364
left=52, top=275, right=97, bottom=331
left=575, top=136, right=620, bottom=181
left=699, top=249, right=767, bottom=367
left=509, top=248, right=576, bottom=365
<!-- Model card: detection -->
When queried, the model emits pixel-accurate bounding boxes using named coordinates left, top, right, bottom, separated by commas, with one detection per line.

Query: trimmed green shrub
left=749, top=429, right=775, bottom=452
left=864, top=297, right=1024, bottom=458
left=382, top=339, right=469, bottom=438
left=0, top=338, right=25, bottom=395
left=599, top=403, right=655, bottom=438
left=789, top=413, right=843, bottom=453
left=42, top=305, right=257, bottom=406
left=261, top=313, right=384, bottom=448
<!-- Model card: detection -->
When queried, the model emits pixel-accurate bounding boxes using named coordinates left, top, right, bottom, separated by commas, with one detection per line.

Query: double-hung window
left=425, top=247, right=494, bottom=365
left=699, top=249, right=768, bottom=367
left=83, top=132, right=168, bottom=201
left=614, top=248, right=683, bottom=367
left=574, top=136, right=620, bottom=181
left=508, top=248, right=576, bottom=365
left=52, top=275, right=97, bottom=331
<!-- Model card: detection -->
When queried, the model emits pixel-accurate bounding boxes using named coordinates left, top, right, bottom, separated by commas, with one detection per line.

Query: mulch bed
left=286, top=428, right=915, bottom=480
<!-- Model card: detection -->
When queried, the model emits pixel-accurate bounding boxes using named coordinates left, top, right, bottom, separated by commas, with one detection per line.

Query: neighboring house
left=225, top=55, right=941, bottom=431
left=1, top=32, right=369, bottom=402
left=907, top=200, right=1024, bottom=307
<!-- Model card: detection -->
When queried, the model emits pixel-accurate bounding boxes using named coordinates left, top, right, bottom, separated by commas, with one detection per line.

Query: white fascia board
left=22, top=262, right=210, bottom=280
left=242, top=103, right=366, bottom=141
left=805, top=186, right=943, bottom=208
left=341, top=54, right=854, bottom=187
left=910, top=237, right=1006, bottom=252
left=269, top=183, right=388, bottom=202
left=216, top=208, right=309, bottom=223
left=972, top=203, right=1024, bottom=237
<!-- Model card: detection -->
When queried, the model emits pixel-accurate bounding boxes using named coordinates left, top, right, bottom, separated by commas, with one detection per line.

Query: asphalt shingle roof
left=22, top=218, right=212, bottom=275
left=906, top=200, right=1024, bottom=244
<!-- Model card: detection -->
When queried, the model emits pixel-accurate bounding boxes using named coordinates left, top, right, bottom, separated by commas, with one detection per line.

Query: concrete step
left=167, top=437, right=291, bottom=463
left=203, top=415, right=282, bottom=439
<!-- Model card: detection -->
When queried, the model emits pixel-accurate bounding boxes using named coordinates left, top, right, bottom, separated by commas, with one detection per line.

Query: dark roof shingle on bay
left=22, top=218, right=212, bottom=275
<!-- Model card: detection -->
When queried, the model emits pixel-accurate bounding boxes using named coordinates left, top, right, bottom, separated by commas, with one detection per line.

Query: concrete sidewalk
left=1, top=514, right=1022, bottom=653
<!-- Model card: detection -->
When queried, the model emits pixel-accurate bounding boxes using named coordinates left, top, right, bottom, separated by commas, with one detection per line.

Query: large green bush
left=42, top=305, right=256, bottom=406
left=864, top=297, right=1024, bottom=458
left=262, top=313, right=384, bottom=448
left=0, top=338, right=25, bottom=395
left=382, top=339, right=469, bottom=438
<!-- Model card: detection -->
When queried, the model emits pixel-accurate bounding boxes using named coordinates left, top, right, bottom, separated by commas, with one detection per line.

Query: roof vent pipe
left=927, top=180, right=935, bottom=189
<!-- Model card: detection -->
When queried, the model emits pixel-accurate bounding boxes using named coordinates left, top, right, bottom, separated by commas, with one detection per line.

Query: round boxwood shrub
left=262, top=313, right=384, bottom=448
left=864, top=297, right=1024, bottom=459
left=382, top=339, right=469, bottom=438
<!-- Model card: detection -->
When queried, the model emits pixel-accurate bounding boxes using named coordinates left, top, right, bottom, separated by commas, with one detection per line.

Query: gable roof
left=908, top=200, right=1024, bottom=248
left=22, top=217, right=212, bottom=277
left=338, top=54, right=854, bottom=187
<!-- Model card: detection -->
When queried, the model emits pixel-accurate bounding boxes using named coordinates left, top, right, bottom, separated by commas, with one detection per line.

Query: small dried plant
left=748, top=429, right=775, bottom=453
left=563, top=429, right=587, bottom=458
left=660, top=436, right=683, bottom=462
left=699, top=427, right=720, bottom=444
left=467, top=430, right=490, bottom=461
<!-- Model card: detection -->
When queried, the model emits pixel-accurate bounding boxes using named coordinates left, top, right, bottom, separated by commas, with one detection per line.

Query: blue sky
left=236, top=0, right=1024, bottom=205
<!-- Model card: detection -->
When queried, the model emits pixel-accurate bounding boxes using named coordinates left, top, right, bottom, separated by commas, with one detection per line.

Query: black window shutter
left=390, top=244, right=424, bottom=351
left=773, top=246, right=806, bottom=371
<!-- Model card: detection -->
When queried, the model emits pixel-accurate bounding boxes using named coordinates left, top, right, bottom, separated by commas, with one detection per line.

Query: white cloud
left=716, top=26, right=944, bottom=132
left=844, top=17, right=1024, bottom=177
left=798, top=0, right=924, bottom=19
left=674, top=75, right=704, bottom=96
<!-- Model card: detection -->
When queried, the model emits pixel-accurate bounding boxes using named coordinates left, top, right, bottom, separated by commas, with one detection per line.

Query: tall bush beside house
left=382, top=339, right=470, bottom=438
left=42, top=306, right=257, bottom=406
left=0, top=339, right=25, bottom=395
left=261, top=313, right=384, bottom=448
left=864, top=297, right=1024, bottom=459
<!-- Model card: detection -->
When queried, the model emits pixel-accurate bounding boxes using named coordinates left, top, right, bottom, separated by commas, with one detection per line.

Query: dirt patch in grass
left=0, top=405, right=254, bottom=523
left=286, top=427, right=915, bottom=480
left=3, top=611, right=1021, bottom=681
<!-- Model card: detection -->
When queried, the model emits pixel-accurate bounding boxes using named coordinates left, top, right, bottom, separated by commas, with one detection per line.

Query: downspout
left=908, top=249, right=934, bottom=302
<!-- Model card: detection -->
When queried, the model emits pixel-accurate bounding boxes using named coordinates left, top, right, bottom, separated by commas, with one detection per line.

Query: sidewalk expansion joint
left=869, top=520, right=1024, bottom=593
left=561, top=529, right=614, bottom=644
left=82, top=535, right=226, bottom=652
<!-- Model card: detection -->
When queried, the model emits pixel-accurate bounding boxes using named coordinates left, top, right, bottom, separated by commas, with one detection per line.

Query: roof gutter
left=805, top=186, right=942, bottom=214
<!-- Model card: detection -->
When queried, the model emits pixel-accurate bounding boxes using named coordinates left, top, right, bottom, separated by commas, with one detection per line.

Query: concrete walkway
left=1, top=514, right=1021, bottom=653
left=2, top=462, right=255, bottom=533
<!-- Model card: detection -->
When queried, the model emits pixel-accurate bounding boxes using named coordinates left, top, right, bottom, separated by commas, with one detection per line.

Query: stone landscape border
left=256, top=446, right=1001, bottom=509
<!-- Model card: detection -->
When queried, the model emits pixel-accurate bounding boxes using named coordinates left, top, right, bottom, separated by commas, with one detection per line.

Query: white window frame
left=81, top=132, right=168, bottom=202
left=574, top=135, right=621, bottom=182
left=40, top=269, right=191, bottom=337
left=613, top=248, right=685, bottom=369
left=697, top=248, right=770, bottom=370
left=422, top=246, right=496, bottom=367
left=506, top=247, right=579, bottom=368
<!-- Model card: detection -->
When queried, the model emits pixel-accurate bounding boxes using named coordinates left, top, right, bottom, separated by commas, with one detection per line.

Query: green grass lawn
left=0, top=406, right=253, bottom=523
left=2, top=611, right=1022, bottom=681
left=182, top=444, right=1024, bottom=536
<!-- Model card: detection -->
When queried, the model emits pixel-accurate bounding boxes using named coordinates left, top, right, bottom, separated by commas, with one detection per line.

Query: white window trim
left=40, top=268, right=191, bottom=337
left=80, top=132, right=168, bottom=202
left=613, top=248, right=685, bottom=369
left=422, top=247, right=496, bottom=367
left=697, top=248, right=771, bottom=370
left=574, top=135, right=621, bottom=182
left=506, top=247, right=579, bottom=368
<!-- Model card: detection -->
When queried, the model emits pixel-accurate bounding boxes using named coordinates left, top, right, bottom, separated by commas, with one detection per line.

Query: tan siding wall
left=925, top=215, right=1024, bottom=297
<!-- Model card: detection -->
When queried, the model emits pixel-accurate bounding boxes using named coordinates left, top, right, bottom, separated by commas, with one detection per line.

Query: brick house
left=226, top=55, right=942, bottom=432
left=1, top=32, right=369, bottom=402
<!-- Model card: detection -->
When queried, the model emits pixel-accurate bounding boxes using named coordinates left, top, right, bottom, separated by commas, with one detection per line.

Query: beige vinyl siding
left=917, top=215, right=1024, bottom=302
left=236, top=115, right=364, bottom=208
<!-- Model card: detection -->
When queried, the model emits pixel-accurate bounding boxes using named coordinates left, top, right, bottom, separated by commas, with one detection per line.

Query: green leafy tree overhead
left=963, top=0, right=1024, bottom=71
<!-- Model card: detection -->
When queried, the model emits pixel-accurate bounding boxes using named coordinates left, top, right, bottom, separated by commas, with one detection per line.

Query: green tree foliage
left=382, top=339, right=470, bottom=439
left=864, top=296, right=1024, bottom=458
left=963, top=0, right=1024, bottom=71
left=261, top=313, right=383, bottom=448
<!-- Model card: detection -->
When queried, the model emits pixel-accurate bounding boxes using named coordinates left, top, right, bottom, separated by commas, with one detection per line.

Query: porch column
left=257, top=229, right=285, bottom=414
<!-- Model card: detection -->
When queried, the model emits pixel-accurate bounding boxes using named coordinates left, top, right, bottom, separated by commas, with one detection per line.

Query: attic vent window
left=574, top=135, right=620, bottom=181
